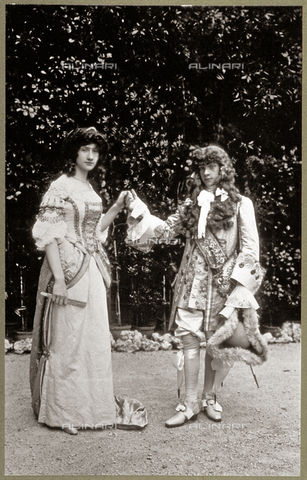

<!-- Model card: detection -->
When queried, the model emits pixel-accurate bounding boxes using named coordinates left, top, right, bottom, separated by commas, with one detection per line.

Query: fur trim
left=206, top=309, right=268, bottom=366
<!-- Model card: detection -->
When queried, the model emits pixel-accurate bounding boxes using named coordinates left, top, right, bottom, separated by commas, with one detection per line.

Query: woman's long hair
left=179, top=145, right=241, bottom=238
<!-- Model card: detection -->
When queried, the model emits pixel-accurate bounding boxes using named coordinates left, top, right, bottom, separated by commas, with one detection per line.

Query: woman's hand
left=115, top=190, right=137, bottom=210
left=100, top=190, right=138, bottom=232
left=52, top=279, right=68, bottom=306
left=45, top=240, right=68, bottom=306
left=115, top=191, right=129, bottom=210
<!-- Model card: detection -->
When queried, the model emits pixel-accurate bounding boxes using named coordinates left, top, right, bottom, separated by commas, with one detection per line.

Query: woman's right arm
left=45, top=240, right=68, bottom=306
left=32, top=177, right=68, bottom=304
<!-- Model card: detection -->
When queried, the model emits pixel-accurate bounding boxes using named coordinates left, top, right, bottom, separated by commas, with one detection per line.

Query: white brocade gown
left=32, top=174, right=116, bottom=428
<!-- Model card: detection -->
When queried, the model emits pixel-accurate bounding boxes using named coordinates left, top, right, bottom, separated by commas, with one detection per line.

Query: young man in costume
left=126, top=145, right=268, bottom=427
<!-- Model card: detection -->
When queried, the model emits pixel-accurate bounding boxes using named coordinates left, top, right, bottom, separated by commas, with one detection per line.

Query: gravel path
left=5, top=343, right=300, bottom=476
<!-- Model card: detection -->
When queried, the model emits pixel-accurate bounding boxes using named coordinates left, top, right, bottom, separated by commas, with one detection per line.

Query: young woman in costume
left=29, top=127, right=134, bottom=435
left=126, top=145, right=267, bottom=427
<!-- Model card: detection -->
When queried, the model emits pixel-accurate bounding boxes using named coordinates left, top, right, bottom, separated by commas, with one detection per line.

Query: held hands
left=125, top=189, right=137, bottom=211
left=52, top=279, right=68, bottom=306
left=100, top=190, right=138, bottom=232
left=115, top=189, right=137, bottom=211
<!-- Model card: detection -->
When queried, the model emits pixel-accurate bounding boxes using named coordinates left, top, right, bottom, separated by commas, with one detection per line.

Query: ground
left=5, top=343, right=300, bottom=476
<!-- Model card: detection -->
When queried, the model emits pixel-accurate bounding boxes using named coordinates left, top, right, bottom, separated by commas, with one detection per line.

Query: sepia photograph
left=5, top=4, right=301, bottom=476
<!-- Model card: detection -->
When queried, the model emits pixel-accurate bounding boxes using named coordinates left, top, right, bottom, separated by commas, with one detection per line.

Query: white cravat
left=197, top=190, right=215, bottom=238
left=216, top=187, right=228, bottom=202
left=197, top=188, right=228, bottom=239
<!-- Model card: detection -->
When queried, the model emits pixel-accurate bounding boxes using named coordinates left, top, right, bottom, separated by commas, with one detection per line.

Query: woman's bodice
left=33, top=175, right=107, bottom=253
left=63, top=185, right=102, bottom=253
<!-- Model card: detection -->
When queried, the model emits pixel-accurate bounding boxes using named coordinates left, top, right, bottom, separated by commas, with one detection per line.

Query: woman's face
left=75, top=143, right=99, bottom=173
left=199, top=162, right=220, bottom=189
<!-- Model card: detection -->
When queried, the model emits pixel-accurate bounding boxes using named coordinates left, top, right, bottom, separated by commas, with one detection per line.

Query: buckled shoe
left=165, top=403, right=199, bottom=428
left=203, top=397, right=222, bottom=422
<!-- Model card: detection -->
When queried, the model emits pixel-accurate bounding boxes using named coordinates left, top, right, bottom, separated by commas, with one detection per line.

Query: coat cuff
left=231, top=252, right=265, bottom=294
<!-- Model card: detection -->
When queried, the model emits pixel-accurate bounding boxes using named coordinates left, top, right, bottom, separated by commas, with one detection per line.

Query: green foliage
left=6, top=6, right=301, bottom=327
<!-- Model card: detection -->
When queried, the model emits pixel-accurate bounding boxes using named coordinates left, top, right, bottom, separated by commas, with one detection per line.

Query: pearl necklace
left=73, top=176, right=89, bottom=184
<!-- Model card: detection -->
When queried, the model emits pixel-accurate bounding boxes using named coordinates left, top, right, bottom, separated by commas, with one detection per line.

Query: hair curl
left=179, top=145, right=241, bottom=237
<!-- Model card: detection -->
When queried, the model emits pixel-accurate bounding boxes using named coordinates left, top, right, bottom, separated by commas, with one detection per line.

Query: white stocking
left=211, top=358, right=234, bottom=395
left=212, top=366, right=231, bottom=394
left=181, top=334, right=200, bottom=409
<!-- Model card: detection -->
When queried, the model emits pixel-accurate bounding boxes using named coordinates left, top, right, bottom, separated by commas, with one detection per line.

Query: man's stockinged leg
left=202, top=332, right=232, bottom=422
left=165, top=333, right=200, bottom=428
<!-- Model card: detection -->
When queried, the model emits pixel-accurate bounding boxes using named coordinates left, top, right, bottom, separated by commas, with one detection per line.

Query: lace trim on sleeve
left=224, top=285, right=259, bottom=310
left=219, top=285, right=260, bottom=319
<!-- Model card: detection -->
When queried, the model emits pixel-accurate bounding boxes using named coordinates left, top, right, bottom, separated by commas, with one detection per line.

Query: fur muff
left=206, top=308, right=268, bottom=366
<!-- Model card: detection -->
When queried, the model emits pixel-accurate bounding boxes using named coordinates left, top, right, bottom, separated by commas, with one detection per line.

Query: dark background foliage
left=6, top=5, right=301, bottom=331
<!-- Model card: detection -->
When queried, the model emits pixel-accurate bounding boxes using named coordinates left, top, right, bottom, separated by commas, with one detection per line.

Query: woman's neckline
left=67, top=175, right=94, bottom=192
left=72, top=175, right=89, bottom=184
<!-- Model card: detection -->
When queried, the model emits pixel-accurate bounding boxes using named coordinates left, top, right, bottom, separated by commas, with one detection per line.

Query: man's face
left=199, top=162, right=220, bottom=188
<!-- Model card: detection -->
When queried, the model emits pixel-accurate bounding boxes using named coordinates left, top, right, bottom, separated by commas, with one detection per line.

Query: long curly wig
left=179, top=145, right=241, bottom=237
left=61, top=127, right=108, bottom=179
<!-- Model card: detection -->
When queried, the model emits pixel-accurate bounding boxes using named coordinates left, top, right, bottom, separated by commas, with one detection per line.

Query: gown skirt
left=38, top=256, right=116, bottom=428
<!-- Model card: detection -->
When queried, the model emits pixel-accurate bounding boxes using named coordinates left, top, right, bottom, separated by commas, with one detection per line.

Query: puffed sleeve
left=126, top=195, right=186, bottom=253
left=32, top=178, right=68, bottom=250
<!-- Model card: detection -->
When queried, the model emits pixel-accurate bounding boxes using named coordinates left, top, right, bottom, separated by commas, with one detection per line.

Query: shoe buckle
left=175, top=403, right=195, bottom=419
left=203, top=399, right=223, bottom=412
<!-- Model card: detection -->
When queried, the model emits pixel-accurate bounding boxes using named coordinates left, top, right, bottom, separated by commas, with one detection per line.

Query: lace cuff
left=219, top=285, right=259, bottom=319
left=129, top=197, right=148, bottom=219
left=126, top=196, right=185, bottom=252
left=126, top=197, right=152, bottom=241
left=126, top=209, right=151, bottom=242
left=126, top=197, right=166, bottom=251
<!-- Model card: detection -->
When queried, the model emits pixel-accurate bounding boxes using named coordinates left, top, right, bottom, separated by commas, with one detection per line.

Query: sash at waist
left=65, top=240, right=112, bottom=289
